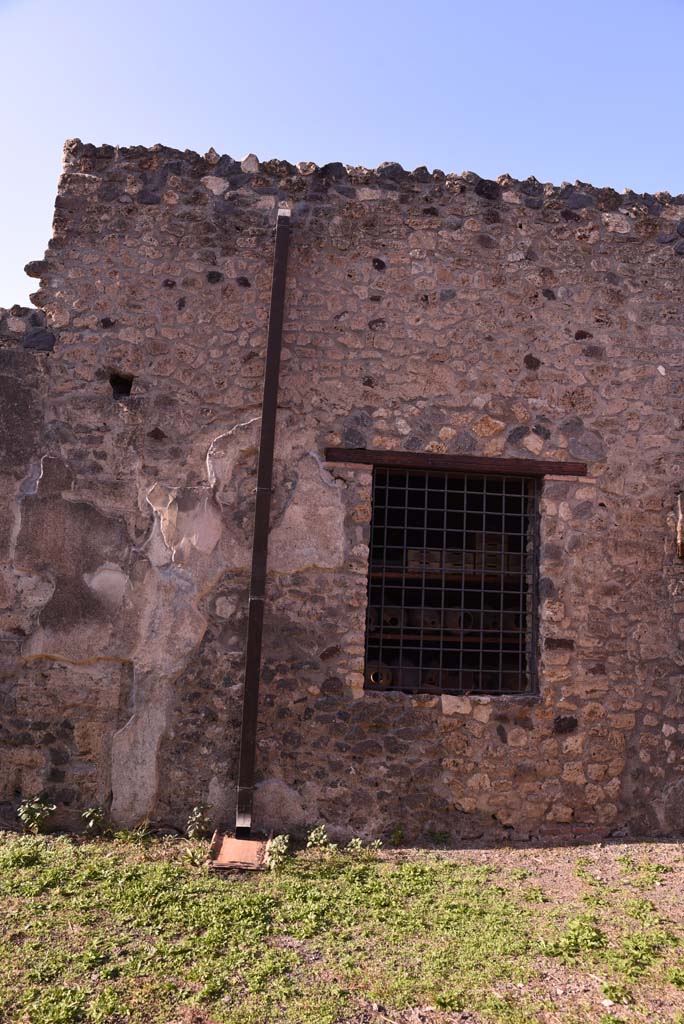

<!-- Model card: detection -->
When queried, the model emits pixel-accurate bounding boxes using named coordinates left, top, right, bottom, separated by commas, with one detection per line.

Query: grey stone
left=568, top=430, right=606, bottom=462
left=23, top=328, right=56, bottom=351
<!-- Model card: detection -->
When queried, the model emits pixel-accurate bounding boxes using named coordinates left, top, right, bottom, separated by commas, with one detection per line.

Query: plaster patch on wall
left=269, top=456, right=346, bottom=572
left=206, top=416, right=261, bottom=491
left=253, top=778, right=309, bottom=832
left=110, top=694, right=169, bottom=825
left=83, top=564, right=129, bottom=610
left=146, top=484, right=222, bottom=562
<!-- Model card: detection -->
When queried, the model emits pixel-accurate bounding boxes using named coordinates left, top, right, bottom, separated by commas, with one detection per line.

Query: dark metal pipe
left=235, top=207, right=291, bottom=836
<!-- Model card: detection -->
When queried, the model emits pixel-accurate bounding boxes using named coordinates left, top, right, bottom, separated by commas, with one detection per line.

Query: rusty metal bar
left=235, top=207, right=291, bottom=837
left=325, top=447, right=588, bottom=478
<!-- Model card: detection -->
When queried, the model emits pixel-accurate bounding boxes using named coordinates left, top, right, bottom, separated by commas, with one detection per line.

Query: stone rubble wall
left=0, top=138, right=683, bottom=841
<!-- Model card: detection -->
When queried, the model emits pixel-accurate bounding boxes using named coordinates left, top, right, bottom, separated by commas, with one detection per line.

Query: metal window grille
left=365, top=468, right=540, bottom=695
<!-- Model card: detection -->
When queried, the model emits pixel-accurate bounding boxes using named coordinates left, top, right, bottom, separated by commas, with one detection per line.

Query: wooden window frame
left=325, top=448, right=587, bottom=698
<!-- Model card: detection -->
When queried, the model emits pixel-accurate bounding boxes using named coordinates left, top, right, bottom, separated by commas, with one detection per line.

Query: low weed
left=582, top=890, right=610, bottom=910
left=183, top=841, right=208, bottom=868
left=112, top=821, right=152, bottom=844
left=387, top=824, right=405, bottom=847
left=185, top=803, right=212, bottom=840
left=425, top=829, right=450, bottom=846
left=623, top=896, right=660, bottom=923
left=617, top=853, right=673, bottom=888
left=17, top=795, right=56, bottom=835
left=608, top=928, right=677, bottom=980
left=24, top=985, right=88, bottom=1024
left=345, top=836, right=382, bottom=860
left=510, top=868, right=531, bottom=881
left=306, top=823, right=338, bottom=854
left=540, top=914, right=607, bottom=962
left=521, top=885, right=547, bottom=903
left=81, top=806, right=107, bottom=836
left=0, top=832, right=681, bottom=1024
left=602, top=980, right=634, bottom=1004
left=667, top=966, right=684, bottom=989
left=265, top=833, right=290, bottom=870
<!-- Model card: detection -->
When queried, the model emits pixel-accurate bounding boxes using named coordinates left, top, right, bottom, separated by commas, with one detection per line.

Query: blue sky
left=1, top=0, right=684, bottom=305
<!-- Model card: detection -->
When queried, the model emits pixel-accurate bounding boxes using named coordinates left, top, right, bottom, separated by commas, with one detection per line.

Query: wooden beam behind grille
left=324, top=447, right=587, bottom=478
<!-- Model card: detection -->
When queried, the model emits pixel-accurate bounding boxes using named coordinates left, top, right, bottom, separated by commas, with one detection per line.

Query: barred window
left=365, top=468, right=540, bottom=695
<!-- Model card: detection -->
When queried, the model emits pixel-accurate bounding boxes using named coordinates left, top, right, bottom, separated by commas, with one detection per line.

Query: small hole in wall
left=110, top=372, right=134, bottom=399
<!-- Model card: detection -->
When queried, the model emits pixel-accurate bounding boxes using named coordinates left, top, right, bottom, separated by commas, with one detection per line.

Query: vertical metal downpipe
left=235, top=207, right=292, bottom=837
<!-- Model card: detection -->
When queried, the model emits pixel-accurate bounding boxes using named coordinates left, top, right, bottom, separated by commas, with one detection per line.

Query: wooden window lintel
left=325, top=447, right=587, bottom=478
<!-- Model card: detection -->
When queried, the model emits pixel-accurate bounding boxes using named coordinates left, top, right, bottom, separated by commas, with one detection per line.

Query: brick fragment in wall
left=0, top=138, right=683, bottom=840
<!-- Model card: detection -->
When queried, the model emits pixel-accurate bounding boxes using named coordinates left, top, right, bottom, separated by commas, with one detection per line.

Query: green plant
left=344, top=836, right=382, bottom=860
left=81, top=805, right=107, bottom=836
left=435, top=989, right=466, bottom=1011
left=387, top=824, right=405, bottom=847
left=521, top=885, right=547, bottom=903
left=265, top=833, right=290, bottom=870
left=89, top=987, right=121, bottom=1023
left=602, top=980, right=634, bottom=1004
left=112, top=820, right=152, bottom=844
left=17, top=795, right=56, bottom=834
left=581, top=891, right=610, bottom=910
left=617, top=854, right=673, bottom=888
left=25, top=985, right=87, bottom=1023
left=0, top=834, right=47, bottom=868
left=0, top=833, right=680, bottom=1024
left=184, top=842, right=208, bottom=867
left=575, top=862, right=607, bottom=888
left=608, top=928, right=676, bottom=979
left=186, top=803, right=212, bottom=840
left=306, top=824, right=338, bottom=855
left=667, top=966, right=684, bottom=989
left=623, top=897, right=659, bottom=922
left=540, top=915, right=607, bottom=962
left=426, top=829, right=450, bottom=846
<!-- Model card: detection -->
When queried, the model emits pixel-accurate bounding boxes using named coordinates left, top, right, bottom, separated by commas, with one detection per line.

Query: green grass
left=0, top=833, right=682, bottom=1024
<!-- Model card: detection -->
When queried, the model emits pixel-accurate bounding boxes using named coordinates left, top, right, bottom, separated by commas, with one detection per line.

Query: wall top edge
left=61, top=138, right=684, bottom=211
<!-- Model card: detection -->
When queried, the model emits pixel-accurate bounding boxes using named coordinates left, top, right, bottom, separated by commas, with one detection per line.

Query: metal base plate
left=208, top=831, right=267, bottom=871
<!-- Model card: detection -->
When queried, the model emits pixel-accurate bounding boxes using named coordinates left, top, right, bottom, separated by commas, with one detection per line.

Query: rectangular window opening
left=364, top=467, right=540, bottom=696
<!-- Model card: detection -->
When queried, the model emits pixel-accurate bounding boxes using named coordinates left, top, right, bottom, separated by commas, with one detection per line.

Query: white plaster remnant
left=111, top=700, right=169, bottom=825
left=306, top=450, right=344, bottom=489
left=269, top=456, right=346, bottom=572
left=9, top=458, right=45, bottom=561
left=206, top=416, right=261, bottom=489
left=214, top=595, right=238, bottom=619
left=110, top=566, right=211, bottom=825
left=253, top=778, right=308, bottom=831
left=207, top=775, right=235, bottom=822
left=83, top=563, right=129, bottom=610
left=146, top=483, right=222, bottom=562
